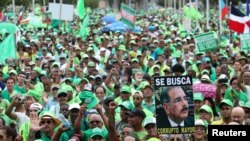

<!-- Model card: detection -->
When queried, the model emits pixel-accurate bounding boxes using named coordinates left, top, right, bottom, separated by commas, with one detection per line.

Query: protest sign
left=240, top=33, right=250, bottom=50
left=154, top=76, right=194, bottom=134
left=48, top=3, right=74, bottom=21
left=121, top=3, right=136, bottom=29
left=194, top=32, right=218, bottom=52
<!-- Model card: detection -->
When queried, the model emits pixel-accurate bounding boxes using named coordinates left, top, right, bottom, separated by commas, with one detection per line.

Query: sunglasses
left=40, top=120, right=53, bottom=125
left=58, top=93, right=67, bottom=98
left=90, top=120, right=101, bottom=124
left=52, top=88, right=59, bottom=91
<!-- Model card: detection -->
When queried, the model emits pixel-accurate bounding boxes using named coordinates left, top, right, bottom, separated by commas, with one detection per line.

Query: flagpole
left=32, top=0, right=35, bottom=15
left=206, top=0, right=210, bottom=29
left=174, top=0, right=176, bottom=14
left=59, top=0, right=62, bottom=20
left=12, top=0, right=15, bottom=22
left=196, top=0, right=199, bottom=28
left=219, top=0, right=222, bottom=35
left=179, top=0, right=181, bottom=16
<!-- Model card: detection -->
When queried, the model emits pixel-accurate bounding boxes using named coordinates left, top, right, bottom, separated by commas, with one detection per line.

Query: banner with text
left=194, top=32, right=218, bottom=52
left=121, top=3, right=136, bottom=29
left=154, top=76, right=194, bottom=134
left=240, top=33, right=250, bottom=50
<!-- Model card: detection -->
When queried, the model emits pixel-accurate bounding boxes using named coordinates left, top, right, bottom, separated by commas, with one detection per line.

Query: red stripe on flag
left=222, top=7, right=229, bottom=20
left=228, top=19, right=245, bottom=33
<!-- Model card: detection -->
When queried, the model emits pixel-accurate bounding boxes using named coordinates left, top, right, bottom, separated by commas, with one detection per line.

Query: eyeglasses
left=90, top=120, right=101, bottom=124
left=40, top=120, right=53, bottom=125
left=58, top=93, right=67, bottom=98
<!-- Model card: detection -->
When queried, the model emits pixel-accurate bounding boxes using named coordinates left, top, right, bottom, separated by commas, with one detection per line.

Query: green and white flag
left=0, top=34, right=16, bottom=64
left=121, top=3, right=136, bottom=29
left=194, top=32, right=218, bottom=52
left=240, top=33, right=250, bottom=50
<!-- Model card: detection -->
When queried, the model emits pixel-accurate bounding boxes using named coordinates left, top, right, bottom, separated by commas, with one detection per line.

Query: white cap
left=201, top=74, right=210, bottom=82
left=133, top=91, right=144, bottom=98
left=29, top=103, right=43, bottom=110
left=143, top=117, right=156, bottom=127
left=218, top=74, right=228, bottom=80
left=195, top=119, right=207, bottom=127
left=84, top=83, right=92, bottom=91
left=100, top=48, right=106, bottom=52
left=68, top=103, right=80, bottom=111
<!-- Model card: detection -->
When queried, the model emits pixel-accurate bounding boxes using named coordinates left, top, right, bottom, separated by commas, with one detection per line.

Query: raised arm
left=74, top=104, right=86, bottom=134
left=108, top=101, right=118, bottom=141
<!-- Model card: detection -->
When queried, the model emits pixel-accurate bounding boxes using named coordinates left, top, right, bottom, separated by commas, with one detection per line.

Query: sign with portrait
left=154, top=76, right=195, bottom=134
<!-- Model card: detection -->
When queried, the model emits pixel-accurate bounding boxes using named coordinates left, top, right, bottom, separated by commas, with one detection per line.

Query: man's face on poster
left=163, top=87, right=189, bottom=123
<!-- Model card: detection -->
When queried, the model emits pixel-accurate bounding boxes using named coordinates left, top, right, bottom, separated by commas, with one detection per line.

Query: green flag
left=77, top=0, right=85, bottom=19
left=79, top=15, right=89, bottom=40
left=0, top=34, right=16, bottom=64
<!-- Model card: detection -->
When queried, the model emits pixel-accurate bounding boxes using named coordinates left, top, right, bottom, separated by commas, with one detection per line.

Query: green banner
left=121, top=3, right=136, bottom=29
left=194, top=32, right=218, bottom=52
left=240, top=33, right=250, bottom=50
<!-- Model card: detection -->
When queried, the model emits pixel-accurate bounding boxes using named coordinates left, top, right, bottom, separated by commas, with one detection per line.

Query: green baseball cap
left=219, top=99, right=233, bottom=108
left=87, top=47, right=94, bottom=52
left=194, top=92, right=204, bottom=101
left=242, top=102, right=250, bottom=109
left=39, top=111, right=61, bottom=127
left=120, top=85, right=131, bottom=94
left=87, top=61, right=95, bottom=67
left=129, top=40, right=136, bottom=45
left=26, top=89, right=42, bottom=103
left=79, top=91, right=99, bottom=109
left=119, top=101, right=134, bottom=110
left=57, top=89, right=68, bottom=96
left=118, top=44, right=126, bottom=51
left=33, top=67, right=42, bottom=74
left=9, top=70, right=18, bottom=75
left=199, top=105, right=213, bottom=114
left=131, top=58, right=139, bottom=63
left=90, top=127, right=105, bottom=138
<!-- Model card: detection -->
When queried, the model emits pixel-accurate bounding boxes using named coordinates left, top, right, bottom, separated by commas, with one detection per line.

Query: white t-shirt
left=15, top=112, right=30, bottom=133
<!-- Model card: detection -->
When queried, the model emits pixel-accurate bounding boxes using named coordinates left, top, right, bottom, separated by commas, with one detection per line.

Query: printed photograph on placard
left=154, top=76, right=195, bottom=134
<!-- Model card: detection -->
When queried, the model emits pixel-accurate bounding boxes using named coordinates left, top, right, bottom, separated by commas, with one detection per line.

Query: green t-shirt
left=14, top=85, right=26, bottom=94
left=1, top=89, right=20, bottom=102
left=224, top=88, right=248, bottom=104
left=39, top=130, right=69, bottom=141
left=135, top=129, right=148, bottom=140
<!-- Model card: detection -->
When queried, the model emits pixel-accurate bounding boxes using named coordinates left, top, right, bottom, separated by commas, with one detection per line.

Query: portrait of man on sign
left=154, top=76, right=194, bottom=134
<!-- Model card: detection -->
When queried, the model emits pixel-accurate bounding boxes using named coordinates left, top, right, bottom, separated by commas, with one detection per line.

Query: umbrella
left=193, top=83, right=216, bottom=98
left=102, top=21, right=128, bottom=32
left=102, top=15, right=116, bottom=24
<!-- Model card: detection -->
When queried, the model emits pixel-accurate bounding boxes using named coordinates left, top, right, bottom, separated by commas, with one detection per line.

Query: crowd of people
left=0, top=3, right=250, bottom=141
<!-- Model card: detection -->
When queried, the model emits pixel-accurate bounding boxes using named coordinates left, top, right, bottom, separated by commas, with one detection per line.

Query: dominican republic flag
left=220, top=0, right=229, bottom=20
left=228, top=5, right=250, bottom=33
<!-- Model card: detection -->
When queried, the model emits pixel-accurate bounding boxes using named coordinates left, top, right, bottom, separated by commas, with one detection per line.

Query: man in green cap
left=115, top=85, right=132, bottom=105
left=193, top=92, right=204, bottom=119
left=90, top=127, right=105, bottom=141
left=212, top=99, right=233, bottom=125
left=199, top=105, right=214, bottom=124
left=116, top=101, right=135, bottom=133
